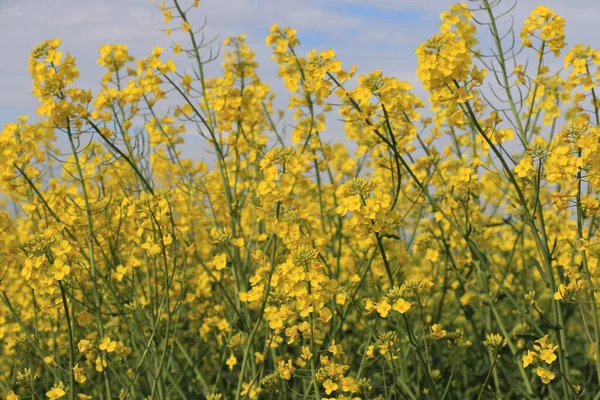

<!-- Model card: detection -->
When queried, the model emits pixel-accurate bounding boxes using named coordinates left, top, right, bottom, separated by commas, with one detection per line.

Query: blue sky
left=1, top=0, right=599, bottom=156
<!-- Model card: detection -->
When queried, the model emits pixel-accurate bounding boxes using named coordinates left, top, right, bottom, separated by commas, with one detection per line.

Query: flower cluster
left=1, top=1, right=600, bottom=399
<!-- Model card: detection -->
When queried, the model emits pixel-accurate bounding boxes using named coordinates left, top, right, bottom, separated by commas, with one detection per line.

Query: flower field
left=2, top=0, right=600, bottom=399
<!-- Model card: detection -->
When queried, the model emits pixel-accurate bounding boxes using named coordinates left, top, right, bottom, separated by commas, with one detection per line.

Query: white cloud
left=335, top=0, right=453, bottom=11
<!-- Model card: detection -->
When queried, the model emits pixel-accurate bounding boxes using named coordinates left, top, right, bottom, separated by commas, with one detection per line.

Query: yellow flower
left=366, top=345, right=375, bottom=359
left=46, top=386, right=66, bottom=399
left=76, top=311, right=93, bottom=326
left=44, top=356, right=58, bottom=366
left=240, top=382, right=258, bottom=399
left=232, top=237, right=245, bottom=247
left=365, top=299, right=377, bottom=313
left=522, top=350, right=538, bottom=368
left=521, top=6, right=565, bottom=56
left=393, top=298, right=412, bottom=314
left=78, top=339, right=91, bottom=354
left=277, top=359, right=295, bottom=380
left=211, top=253, right=227, bottom=271
left=376, top=300, right=392, bottom=318
left=536, top=367, right=556, bottom=384
left=301, top=346, right=313, bottom=360
left=181, top=21, right=192, bottom=32
left=318, top=307, right=332, bottom=323
left=424, top=248, right=439, bottom=262
left=99, top=337, right=117, bottom=353
left=430, top=324, right=447, bottom=340
left=539, top=345, right=559, bottom=365
left=7, top=391, right=19, bottom=400
left=226, top=353, right=237, bottom=370
left=328, top=340, right=343, bottom=356
left=73, top=363, right=87, bottom=384
left=95, top=356, right=107, bottom=372
left=162, top=8, right=172, bottom=24
left=515, top=155, right=535, bottom=178
left=98, top=44, right=133, bottom=72
left=323, top=379, right=338, bottom=395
